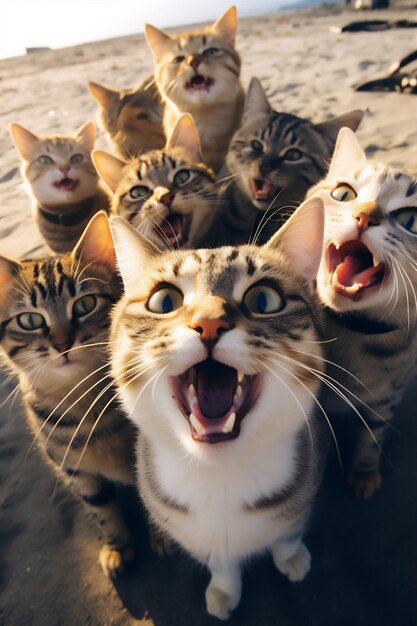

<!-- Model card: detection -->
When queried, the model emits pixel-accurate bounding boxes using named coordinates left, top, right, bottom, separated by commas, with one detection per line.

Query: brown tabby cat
left=88, top=76, right=165, bottom=158
left=93, top=113, right=218, bottom=249
left=9, top=122, right=110, bottom=254
left=0, top=212, right=136, bottom=576
left=145, top=6, right=245, bottom=171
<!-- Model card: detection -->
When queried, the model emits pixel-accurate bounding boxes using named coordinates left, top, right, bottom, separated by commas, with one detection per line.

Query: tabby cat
left=0, top=212, right=136, bottom=576
left=145, top=6, right=245, bottom=171
left=9, top=122, right=110, bottom=254
left=93, top=113, right=218, bottom=249
left=109, top=196, right=328, bottom=620
left=310, top=127, right=417, bottom=498
left=220, top=77, right=363, bottom=245
left=89, top=76, right=165, bottom=159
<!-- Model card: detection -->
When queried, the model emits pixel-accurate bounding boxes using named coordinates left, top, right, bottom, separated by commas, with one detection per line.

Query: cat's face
left=0, top=214, right=119, bottom=391
left=110, top=197, right=324, bottom=462
left=10, top=122, right=98, bottom=207
left=312, top=128, right=417, bottom=315
left=145, top=7, right=241, bottom=108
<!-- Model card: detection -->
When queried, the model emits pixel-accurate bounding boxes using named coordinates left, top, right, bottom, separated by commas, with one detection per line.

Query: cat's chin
left=169, top=359, right=262, bottom=444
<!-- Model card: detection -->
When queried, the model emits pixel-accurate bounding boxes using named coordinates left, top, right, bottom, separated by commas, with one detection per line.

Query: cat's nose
left=191, top=317, right=231, bottom=343
left=156, top=188, right=174, bottom=207
left=53, top=341, right=73, bottom=354
left=188, top=55, right=202, bottom=72
left=354, top=211, right=380, bottom=232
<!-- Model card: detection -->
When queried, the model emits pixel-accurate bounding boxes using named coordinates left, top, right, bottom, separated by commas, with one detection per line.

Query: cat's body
left=0, top=214, right=136, bottom=575
left=145, top=6, right=245, bottom=171
left=309, top=127, right=417, bottom=498
left=10, top=122, right=110, bottom=254
left=93, top=113, right=219, bottom=250
left=218, top=78, right=363, bottom=245
left=109, top=197, right=328, bottom=620
left=89, top=77, right=165, bottom=159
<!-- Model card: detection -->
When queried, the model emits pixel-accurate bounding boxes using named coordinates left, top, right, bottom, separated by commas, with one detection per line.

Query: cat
left=309, top=126, right=417, bottom=498
left=9, top=121, right=110, bottom=254
left=219, top=77, right=364, bottom=246
left=145, top=5, right=245, bottom=172
left=0, top=212, right=136, bottom=576
left=93, top=113, right=219, bottom=250
left=109, top=196, right=328, bottom=620
left=88, top=76, right=165, bottom=159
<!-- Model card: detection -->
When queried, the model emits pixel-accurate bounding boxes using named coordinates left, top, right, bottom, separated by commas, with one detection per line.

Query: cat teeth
left=373, top=255, right=380, bottom=268
left=237, top=370, right=244, bottom=383
left=188, top=384, right=196, bottom=400
left=190, top=413, right=204, bottom=435
left=223, top=412, right=236, bottom=434
left=233, top=385, right=243, bottom=406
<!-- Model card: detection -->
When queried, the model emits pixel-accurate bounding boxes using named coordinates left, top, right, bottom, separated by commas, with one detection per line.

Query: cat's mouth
left=327, top=240, right=385, bottom=299
left=186, top=75, right=215, bottom=92
left=250, top=179, right=278, bottom=203
left=53, top=177, right=79, bottom=192
left=156, top=213, right=191, bottom=246
left=169, top=359, right=262, bottom=444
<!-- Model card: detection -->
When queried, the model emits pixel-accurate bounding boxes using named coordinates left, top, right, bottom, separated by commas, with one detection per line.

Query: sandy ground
left=0, top=4, right=416, bottom=625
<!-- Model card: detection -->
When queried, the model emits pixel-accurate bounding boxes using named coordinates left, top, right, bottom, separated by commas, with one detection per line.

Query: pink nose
left=189, top=56, right=201, bottom=72
left=157, top=190, right=174, bottom=206
left=355, top=212, right=379, bottom=232
left=190, top=317, right=231, bottom=342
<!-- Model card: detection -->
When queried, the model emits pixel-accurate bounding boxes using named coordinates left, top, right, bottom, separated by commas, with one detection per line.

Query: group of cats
left=3, top=6, right=417, bottom=621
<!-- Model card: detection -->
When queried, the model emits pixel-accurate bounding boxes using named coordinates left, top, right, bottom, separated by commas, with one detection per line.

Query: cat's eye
left=37, top=155, right=54, bottom=165
left=73, top=295, right=97, bottom=318
left=393, top=208, right=417, bottom=234
left=136, top=112, right=147, bottom=121
left=70, top=153, right=84, bottom=164
left=331, top=184, right=357, bottom=202
left=147, top=286, right=183, bottom=314
left=243, top=284, right=283, bottom=316
left=172, top=55, right=185, bottom=64
left=129, top=185, right=150, bottom=199
left=250, top=139, right=263, bottom=153
left=284, top=149, right=303, bottom=162
left=17, top=312, right=46, bottom=331
left=203, top=47, right=221, bottom=57
left=174, top=169, right=191, bottom=186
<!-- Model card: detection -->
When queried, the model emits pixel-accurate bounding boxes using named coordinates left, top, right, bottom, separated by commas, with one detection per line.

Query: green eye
left=37, top=155, right=54, bottom=165
left=394, top=208, right=417, bottom=234
left=17, top=312, right=45, bottom=330
left=70, top=153, right=84, bottom=164
left=203, top=47, right=221, bottom=57
left=243, top=284, right=283, bottom=315
left=73, top=295, right=97, bottom=318
left=250, top=139, right=263, bottom=153
left=172, top=55, right=185, bottom=63
left=284, top=149, right=303, bottom=162
left=331, top=184, right=357, bottom=202
left=147, top=286, right=183, bottom=314
left=129, top=185, right=150, bottom=199
left=174, top=169, right=191, bottom=186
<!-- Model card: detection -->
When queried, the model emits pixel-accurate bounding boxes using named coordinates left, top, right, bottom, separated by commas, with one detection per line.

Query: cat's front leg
left=271, top=536, right=311, bottom=582
left=205, top=558, right=242, bottom=621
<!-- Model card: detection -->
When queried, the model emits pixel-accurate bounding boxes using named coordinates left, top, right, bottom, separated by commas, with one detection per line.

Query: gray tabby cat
left=310, top=127, right=417, bottom=498
left=109, top=196, right=328, bottom=620
left=0, top=213, right=136, bottom=575
left=218, top=77, right=363, bottom=245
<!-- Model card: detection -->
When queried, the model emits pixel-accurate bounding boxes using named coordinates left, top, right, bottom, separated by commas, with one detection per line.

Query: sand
left=0, top=4, right=416, bottom=625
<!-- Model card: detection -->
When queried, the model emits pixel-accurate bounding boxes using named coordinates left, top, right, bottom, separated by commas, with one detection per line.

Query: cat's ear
left=72, top=211, right=115, bottom=272
left=9, top=123, right=40, bottom=160
left=75, top=122, right=95, bottom=152
left=243, top=78, right=271, bottom=121
left=88, top=82, right=120, bottom=110
left=316, top=110, right=364, bottom=143
left=265, top=196, right=324, bottom=283
left=0, top=256, right=22, bottom=304
left=145, top=24, right=173, bottom=61
left=92, top=150, right=126, bottom=192
left=327, top=127, right=366, bottom=179
left=110, top=216, right=157, bottom=294
left=211, top=6, right=238, bottom=46
left=166, top=113, right=203, bottom=162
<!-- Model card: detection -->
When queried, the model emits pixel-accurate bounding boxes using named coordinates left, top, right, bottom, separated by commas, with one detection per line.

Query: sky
left=0, top=0, right=300, bottom=60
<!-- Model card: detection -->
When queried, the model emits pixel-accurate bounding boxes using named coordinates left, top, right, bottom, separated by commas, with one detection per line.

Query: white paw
left=205, top=584, right=237, bottom=621
left=274, top=543, right=311, bottom=582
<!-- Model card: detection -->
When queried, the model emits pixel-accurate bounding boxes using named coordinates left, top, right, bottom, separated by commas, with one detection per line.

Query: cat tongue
left=331, top=243, right=384, bottom=295
left=196, top=361, right=236, bottom=419
left=159, top=214, right=183, bottom=243
left=251, top=179, right=276, bottom=201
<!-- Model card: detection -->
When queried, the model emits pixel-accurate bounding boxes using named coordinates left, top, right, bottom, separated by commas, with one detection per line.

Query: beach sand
left=0, top=4, right=416, bottom=625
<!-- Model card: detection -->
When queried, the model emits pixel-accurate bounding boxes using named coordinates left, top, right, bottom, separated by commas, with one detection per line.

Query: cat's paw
left=149, top=527, right=174, bottom=557
left=274, top=543, right=311, bottom=582
left=205, top=584, right=237, bottom=621
left=347, top=470, right=381, bottom=499
left=99, top=545, right=134, bottom=578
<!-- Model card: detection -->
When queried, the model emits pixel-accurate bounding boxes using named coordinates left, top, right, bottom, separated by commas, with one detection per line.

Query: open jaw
left=327, top=240, right=385, bottom=300
left=169, top=360, right=262, bottom=444
left=156, top=213, right=191, bottom=246
left=53, top=177, right=79, bottom=192
left=250, top=178, right=278, bottom=203
left=186, top=75, right=215, bottom=92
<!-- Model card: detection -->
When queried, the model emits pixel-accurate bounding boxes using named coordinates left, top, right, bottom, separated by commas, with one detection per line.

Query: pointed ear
left=9, top=123, right=40, bottom=160
left=75, top=121, right=95, bottom=152
left=72, top=211, right=115, bottom=272
left=243, top=77, right=271, bottom=121
left=88, top=81, right=120, bottom=110
left=166, top=113, right=203, bottom=162
left=145, top=23, right=173, bottom=61
left=265, top=196, right=324, bottom=283
left=328, top=127, right=366, bottom=179
left=211, top=6, right=238, bottom=46
left=110, top=216, right=157, bottom=294
left=316, top=110, right=364, bottom=144
left=92, top=150, right=126, bottom=193
left=0, top=255, right=22, bottom=304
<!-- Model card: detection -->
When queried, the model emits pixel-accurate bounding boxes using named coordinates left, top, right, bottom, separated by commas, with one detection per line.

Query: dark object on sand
left=355, top=49, right=417, bottom=94
left=331, top=19, right=417, bottom=33
left=26, top=47, right=51, bottom=54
